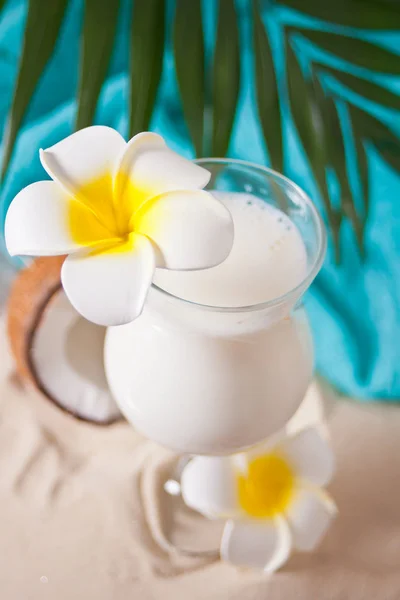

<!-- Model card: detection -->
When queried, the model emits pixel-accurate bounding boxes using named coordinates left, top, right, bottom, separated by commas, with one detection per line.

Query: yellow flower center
left=237, top=454, right=295, bottom=518
left=68, top=173, right=154, bottom=248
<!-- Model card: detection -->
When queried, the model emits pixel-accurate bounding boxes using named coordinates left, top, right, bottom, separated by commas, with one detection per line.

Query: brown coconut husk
left=7, top=257, right=122, bottom=425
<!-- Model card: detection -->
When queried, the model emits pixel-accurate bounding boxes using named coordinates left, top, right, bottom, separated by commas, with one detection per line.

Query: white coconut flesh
left=30, top=291, right=121, bottom=423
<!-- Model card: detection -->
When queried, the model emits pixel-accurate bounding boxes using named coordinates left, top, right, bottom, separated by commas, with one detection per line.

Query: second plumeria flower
left=181, top=427, right=337, bottom=572
left=6, top=127, right=234, bottom=326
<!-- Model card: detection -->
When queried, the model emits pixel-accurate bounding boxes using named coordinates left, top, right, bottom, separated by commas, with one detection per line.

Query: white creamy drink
left=154, top=192, right=308, bottom=307
left=105, top=192, right=314, bottom=455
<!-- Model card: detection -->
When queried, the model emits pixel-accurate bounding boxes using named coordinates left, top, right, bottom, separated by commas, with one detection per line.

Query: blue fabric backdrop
left=0, top=0, right=399, bottom=399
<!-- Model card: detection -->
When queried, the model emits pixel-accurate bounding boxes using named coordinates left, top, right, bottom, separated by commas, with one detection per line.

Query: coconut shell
left=7, top=257, right=65, bottom=386
left=7, top=257, right=122, bottom=425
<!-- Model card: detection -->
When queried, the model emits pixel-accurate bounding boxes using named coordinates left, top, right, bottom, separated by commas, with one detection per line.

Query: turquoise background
left=0, top=0, right=399, bottom=399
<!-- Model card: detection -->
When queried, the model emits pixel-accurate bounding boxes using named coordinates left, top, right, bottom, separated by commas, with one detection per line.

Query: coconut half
left=7, top=257, right=122, bottom=424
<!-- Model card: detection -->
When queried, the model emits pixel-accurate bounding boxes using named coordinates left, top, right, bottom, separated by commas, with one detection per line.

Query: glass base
left=162, top=457, right=223, bottom=558
left=146, top=380, right=330, bottom=561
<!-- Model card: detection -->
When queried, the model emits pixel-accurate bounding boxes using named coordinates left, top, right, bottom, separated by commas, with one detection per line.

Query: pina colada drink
left=154, top=193, right=307, bottom=307
left=105, top=191, right=314, bottom=455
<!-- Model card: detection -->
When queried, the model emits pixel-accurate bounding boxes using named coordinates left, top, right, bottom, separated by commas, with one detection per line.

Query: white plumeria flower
left=5, top=126, right=233, bottom=326
left=181, top=427, right=337, bottom=572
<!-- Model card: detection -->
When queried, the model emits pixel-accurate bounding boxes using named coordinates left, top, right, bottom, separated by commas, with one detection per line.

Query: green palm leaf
left=295, top=29, right=400, bottom=74
left=129, top=0, right=165, bottom=136
left=350, top=105, right=400, bottom=174
left=374, top=138, right=400, bottom=174
left=279, top=0, right=400, bottom=30
left=315, top=63, right=400, bottom=112
left=354, top=134, right=370, bottom=222
left=76, top=0, right=120, bottom=131
left=1, top=0, right=69, bottom=180
left=286, top=40, right=333, bottom=226
left=312, top=65, right=373, bottom=224
left=174, top=0, right=204, bottom=156
left=212, top=0, right=240, bottom=157
left=253, top=1, right=283, bottom=172
left=323, top=96, right=364, bottom=252
left=311, top=75, right=342, bottom=258
left=286, top=41, right=319, bottom=164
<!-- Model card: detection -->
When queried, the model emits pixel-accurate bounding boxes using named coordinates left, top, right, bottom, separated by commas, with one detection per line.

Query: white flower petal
left=278, top=427, right=335, bottom=486
left=61, top=234, right=155, bottom=326
left=5, top=181, right=111, bottom=256
left=114, top=132, right=165, bottom=202
left=220, top=517, right=292, bottom=572
left=116, top=132, right=211, bottom=206
left=181, top=456, right=239, bottom=518
left=287, top=488, right=337, bottom=552
left=134, top=190, right=234, bottom=270
left=40, top=126, right=126, bottom=219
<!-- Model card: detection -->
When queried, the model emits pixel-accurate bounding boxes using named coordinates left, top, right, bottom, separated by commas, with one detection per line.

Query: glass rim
left=151, top=157, right=327, bottom=313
